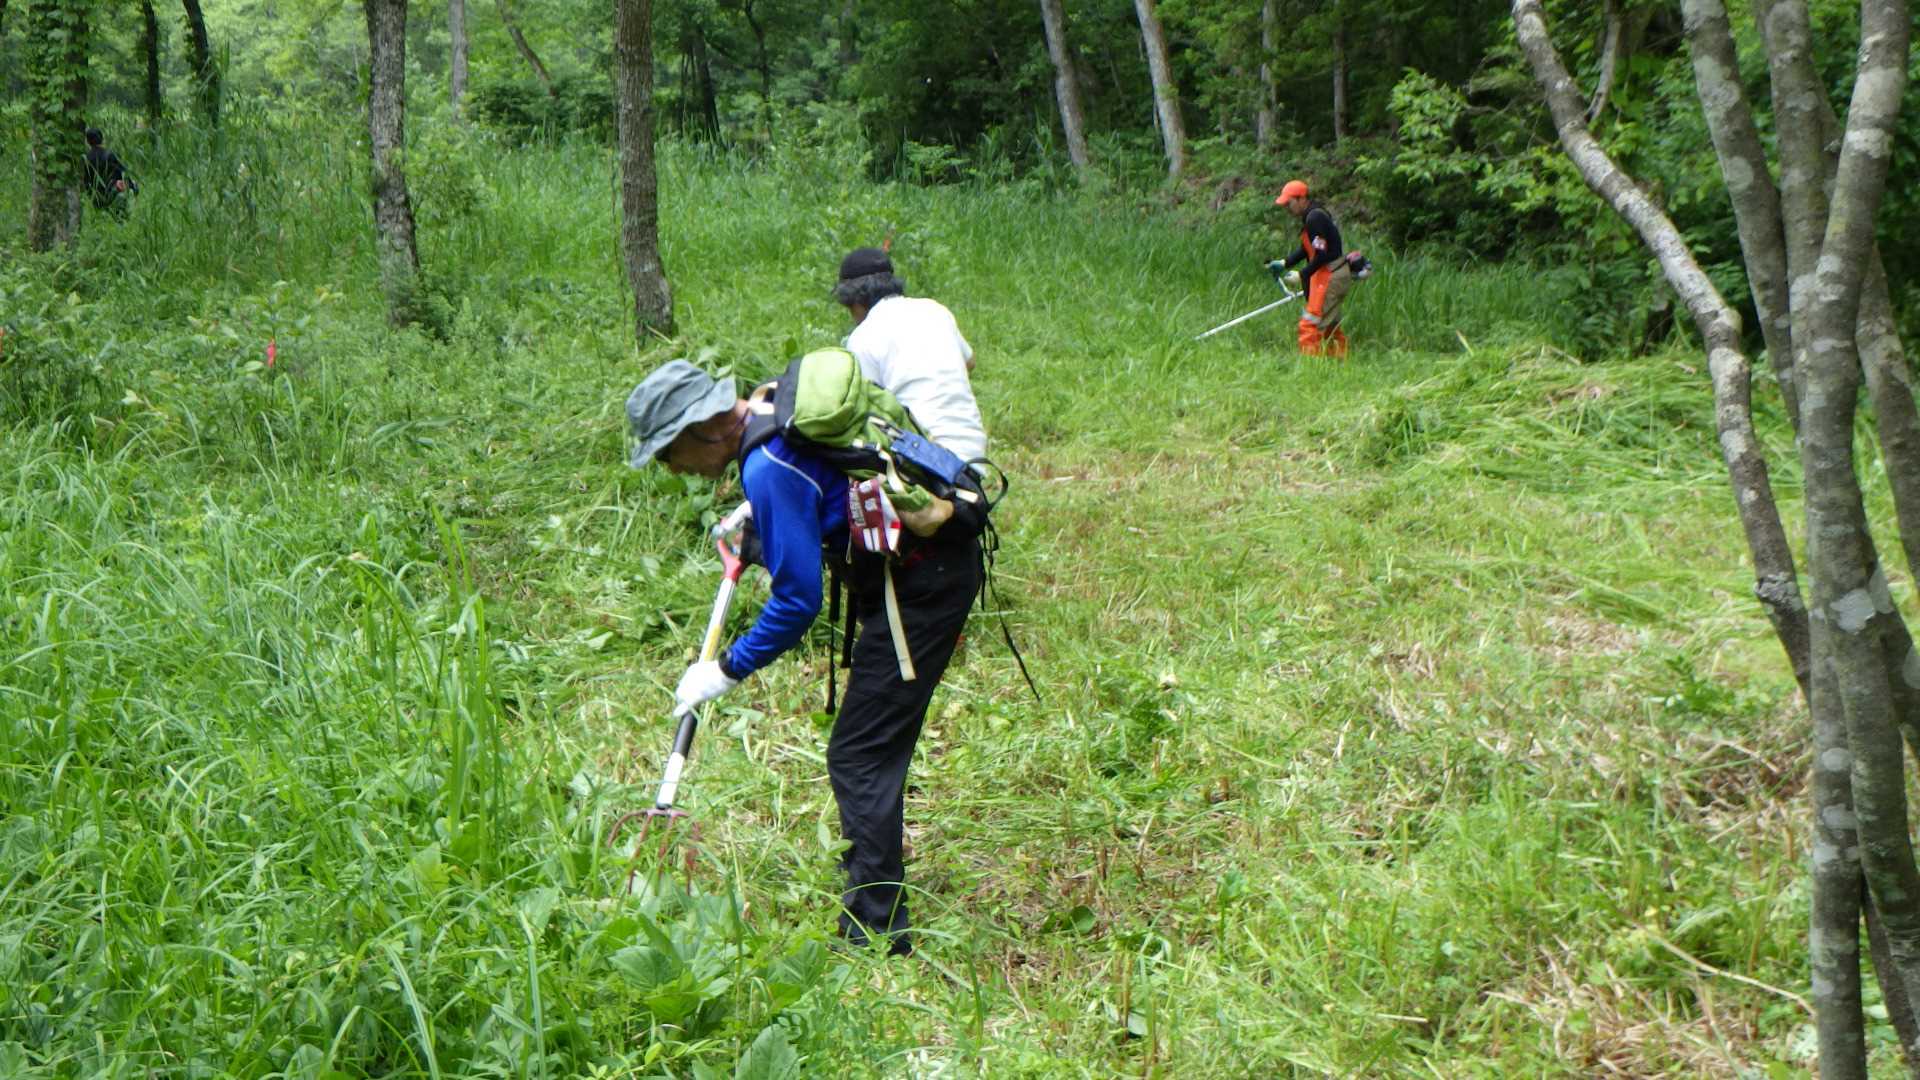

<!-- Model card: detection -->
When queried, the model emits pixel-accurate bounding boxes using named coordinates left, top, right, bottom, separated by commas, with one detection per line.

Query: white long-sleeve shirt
left=845, top=295, right=988, bottom=463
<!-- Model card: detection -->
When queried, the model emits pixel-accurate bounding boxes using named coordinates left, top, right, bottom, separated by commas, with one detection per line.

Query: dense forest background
left=5, top=0, right=1917, bottom=352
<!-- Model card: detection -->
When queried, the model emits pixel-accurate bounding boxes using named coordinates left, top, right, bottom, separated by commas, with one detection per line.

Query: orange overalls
left=1297, top=222, right=1353, bottom=357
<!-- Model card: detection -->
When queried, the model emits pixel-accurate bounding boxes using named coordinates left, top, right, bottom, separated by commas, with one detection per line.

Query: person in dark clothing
left=625, top=360, right=979, bottom=957
left=83, top=128, right=135, bottom=215
left=1268, top=178, right=1352, bottom=356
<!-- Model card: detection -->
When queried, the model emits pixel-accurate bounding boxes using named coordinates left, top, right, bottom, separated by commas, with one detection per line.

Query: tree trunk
left=1687, top=0, right=1920, bottom=774
left=1510, top=0, right=1811, bottom=699
left=26, top=0, right=89, bottom=251
left=496, top=0, right=556, bottom=97
left=1131, top=0, right=1184, bottom=181
left=1038, top=0, right=1092, bottom=173
left=1520, top=1, right=1918, bottom=1075
left=1679, top=0, right=1797, bottom=424
left=2, top=0, right=18, bottom=102
left=1331, top=11, right=1348, bottom=142
left=141, top=0, right=162, bottom=123
left=673, top=13, right=719, bottom=141
left=737, top=0, right=772, bottom=136
left=60, top=0, right=85, bottom=240
left=180, top=0, right=217, bottom=125
left=1867, top=890, right=1920, bottom=1077
left=1255, top=0, right=1276, bottom=151
left=364, top=0, right=421, bottom=326
left=613, top=0, right=673, bottom=338
left=1803, top=0, right=1920, bottom=1024
left=1757, top=0, right=1920, bottom=598
left=449, top=0, right=467, bottom=119
left=1589, top=0, right=1623, bottom=122
left=1766, top=0, right=1920, bottom=1061
left=1811, top=652, right=1870, bottom=1076
left=837, top=0, right=856, bottom=68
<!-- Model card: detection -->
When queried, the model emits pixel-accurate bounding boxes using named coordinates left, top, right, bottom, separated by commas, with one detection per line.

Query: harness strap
left=826, top=565, right=842, bottom=714
left=978, top=519, right=1042, bottom=703
left=883, top=563, right=917, bottom=682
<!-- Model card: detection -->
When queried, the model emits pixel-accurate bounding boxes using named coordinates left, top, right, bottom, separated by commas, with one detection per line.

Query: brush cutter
left=1194, top=274, right=1303, bottom=341
left=608, top=501, right=753, bottom=881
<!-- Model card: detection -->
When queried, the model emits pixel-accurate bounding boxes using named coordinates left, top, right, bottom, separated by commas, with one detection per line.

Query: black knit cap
left=838, top=247, right=894, bottom=280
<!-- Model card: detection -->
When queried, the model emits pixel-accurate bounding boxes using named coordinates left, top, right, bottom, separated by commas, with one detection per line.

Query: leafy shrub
left=0, top=257, right=113, bottom=429
left=470, top=73, right=615, bottom=143
left=410, top=123, right=490, bottom=230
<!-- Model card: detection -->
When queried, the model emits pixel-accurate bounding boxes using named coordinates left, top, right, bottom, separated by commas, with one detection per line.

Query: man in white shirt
left=834, top=247, right=988, bottom=465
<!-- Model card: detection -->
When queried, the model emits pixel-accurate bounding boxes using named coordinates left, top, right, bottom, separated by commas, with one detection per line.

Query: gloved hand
left=1265, top=259, right=1287, bottom=277
left=1283, top=269, right=1303, bottom=293
left=674, top=659, right=738, bottom=714
left=736, top=518, right=763, bottom=567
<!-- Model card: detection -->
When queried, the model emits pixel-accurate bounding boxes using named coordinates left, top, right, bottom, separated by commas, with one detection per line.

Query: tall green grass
left=0, top=114, right=1862, bottom=1075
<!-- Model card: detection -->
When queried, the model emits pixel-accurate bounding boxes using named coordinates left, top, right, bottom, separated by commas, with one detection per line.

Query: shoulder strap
left=736, top=377, right=786, bottom=464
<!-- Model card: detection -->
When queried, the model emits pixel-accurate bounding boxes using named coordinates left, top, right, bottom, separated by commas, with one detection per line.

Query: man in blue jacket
left=626, top=360, right=979, bottom=956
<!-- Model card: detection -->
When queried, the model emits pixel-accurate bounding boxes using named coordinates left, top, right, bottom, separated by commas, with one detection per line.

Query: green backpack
left=736, top=347, right=1033, bottom=700
left=739, top=346, right=991, bottom=525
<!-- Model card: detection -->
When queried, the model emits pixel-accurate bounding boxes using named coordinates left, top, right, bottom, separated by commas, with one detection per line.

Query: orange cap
left=1274, top=179, right=1309, bottom=205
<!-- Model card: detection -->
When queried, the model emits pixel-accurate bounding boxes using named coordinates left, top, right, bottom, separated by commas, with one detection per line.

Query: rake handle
left=651, top=508, right=751, bottom=811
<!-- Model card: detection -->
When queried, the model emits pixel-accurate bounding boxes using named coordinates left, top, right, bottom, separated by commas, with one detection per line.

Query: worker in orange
left=1267, top=179, right=1352, bottom=357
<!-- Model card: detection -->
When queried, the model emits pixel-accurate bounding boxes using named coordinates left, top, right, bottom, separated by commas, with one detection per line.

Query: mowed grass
left=0, top=116, right=1858, bottom=1076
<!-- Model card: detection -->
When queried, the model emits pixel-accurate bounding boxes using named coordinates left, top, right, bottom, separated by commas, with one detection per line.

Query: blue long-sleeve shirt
left=721, top=435, right=848, bottom=679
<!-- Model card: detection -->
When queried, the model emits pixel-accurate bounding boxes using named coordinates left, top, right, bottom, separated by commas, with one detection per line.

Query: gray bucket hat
left=625, top=360, right=738, bottom=468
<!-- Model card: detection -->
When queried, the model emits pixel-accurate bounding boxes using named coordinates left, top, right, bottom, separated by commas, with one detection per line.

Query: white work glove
left=674, top=659, right=738, bottom=714
left=1284, top=269, right=1304, bottom=293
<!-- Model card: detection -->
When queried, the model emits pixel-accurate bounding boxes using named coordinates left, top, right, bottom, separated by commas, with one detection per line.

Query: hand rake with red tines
left=609, top=503, right=752, bottom=891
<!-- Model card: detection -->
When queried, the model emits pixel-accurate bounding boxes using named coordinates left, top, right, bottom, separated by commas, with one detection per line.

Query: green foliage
left=470, top=71, right=616, bottom=142
left=0, top=74, right=1890, bottom=1077
left=0, top=256, right=111, bottom=425
left=410, top=122, right=489, bottom=230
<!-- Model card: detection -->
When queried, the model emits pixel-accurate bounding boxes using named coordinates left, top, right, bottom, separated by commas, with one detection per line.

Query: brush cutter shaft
left=1194, top=288, right=1301, bottom=340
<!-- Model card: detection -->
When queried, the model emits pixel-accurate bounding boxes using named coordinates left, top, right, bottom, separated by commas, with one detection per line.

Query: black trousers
left=830, top=531, right=980, bottom=953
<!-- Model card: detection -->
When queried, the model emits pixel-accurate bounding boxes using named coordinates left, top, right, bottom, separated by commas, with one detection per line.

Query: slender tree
left=836, top=0, right=855, bottom=69
left=671, top=9, right=719, bottom=141
left=1131, top=0, right=1185, bottom=180
left=449, top=0, right=468, bottom=119
left=613, top=0, right=672, bottom=337
left=725, top=0, right=772, bottom=135
left=496, top=0, right=556, bottom=98
left=180, top=0, right=216, bottom=125
left=1038, top=0, right=1092, bottom=174
left=364, top=0, right=421, bottom=325
left=1513, top=1, right=1913, bottom=1075
left=1588, top=0, right=1622, bottom=121
left=1330, top=3, right=1348, bottom=141
left=141, top=0, right=161, bottom=124
left=1256, top=0, right=1277, bottom=151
